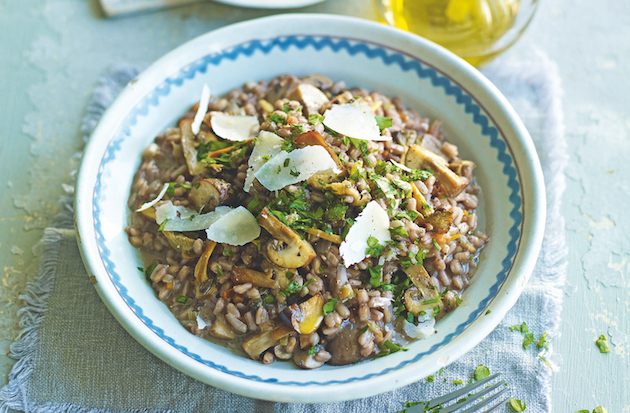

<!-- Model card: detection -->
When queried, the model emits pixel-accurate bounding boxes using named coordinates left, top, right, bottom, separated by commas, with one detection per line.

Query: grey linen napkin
left=0, top=51, right=567, bottom=413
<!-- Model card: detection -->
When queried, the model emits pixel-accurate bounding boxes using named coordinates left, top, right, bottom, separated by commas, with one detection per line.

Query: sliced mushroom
left=449, top=160, right=476, bottom=177
left=419, top=134, right=448, bottom=160
left=307, top=170, right=342, bottom=190
left=294, top=131, right=342, bottom=168
left=324, top=180, right=371, bottom=206
left=265, top=76, right=300, bottom=105
left=180, top=119, right=206, bottom=176
left=258, top=207, right=316, bottom=269
left=304, top=228, right=342, bottom=244
left=283, top=293, right=324, bottom=334
left=194, top=241, right=217, bottom=299
left=442, top=290, right=460, bottom=312
left=162, top=231, right=197, bottom=255
left=293, top=348, right=324, bottom=369
left=242, top=324, right=293, bottom=360
left=287, top=84, right=330, bottom=117
left=404, top=144, right=469, bottom=197
left=231, top=267, right=280, bottom=290
left=327, top=323, right=363, bottom=365
left=403, top=265, right=444, bottom=316
left=208, top=313, right=236, bottom=340
left=410, top=182, right=434, bottom=217
left=188, top=178, right=231, bottom=212
left=300, top=74, right=333, bottom=90
left=418, top=210, right=453, bottom=234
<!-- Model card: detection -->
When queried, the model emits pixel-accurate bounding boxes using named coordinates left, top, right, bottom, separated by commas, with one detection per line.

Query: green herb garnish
left=157, top=219, right=168, bottom=231
left=144, top=262, right=158, bottom=281
left=374, top=116, right=393, bottom=131
left=426, top=375, right=434, bottom=383
left=308, top=113, right=324, bottom=125
left=365, top=236, right=386, bottom=257
left=523, top=333, right=534, bottom=350
left=537, top=332, right=549, bottom=350
left=323, top=298, right=341, bottom=316
left=473, top=365, right=490, bottom=381
left=176, top=294, right=188, bottom=304
left=508, top=398, right=526, bottom=412
left=595, top=334, right=611, bottom=353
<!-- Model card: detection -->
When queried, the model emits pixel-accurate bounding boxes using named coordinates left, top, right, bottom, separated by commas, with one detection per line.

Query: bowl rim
left=74, top=13, right=546, bottom=403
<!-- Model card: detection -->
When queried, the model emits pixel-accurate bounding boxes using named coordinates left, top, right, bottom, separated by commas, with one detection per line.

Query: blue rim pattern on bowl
left=93, top=35, right=522, bottom=385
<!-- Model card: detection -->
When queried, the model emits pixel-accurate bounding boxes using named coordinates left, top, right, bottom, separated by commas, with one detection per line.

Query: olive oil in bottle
left=375, top=0, right=531, bottom=67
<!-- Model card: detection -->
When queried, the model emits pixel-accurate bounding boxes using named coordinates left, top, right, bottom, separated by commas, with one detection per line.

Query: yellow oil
left=375, top=0, right=522, bottom=67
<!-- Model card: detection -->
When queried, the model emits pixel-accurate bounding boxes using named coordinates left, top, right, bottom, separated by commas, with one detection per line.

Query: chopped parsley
left=452, top=380, right=463, bottom=385
left=263, top=295, right=276, bottom=304
left=595, top=334, right=611, bottom=353
left=246, top=193, right=262, bottom=214
left=157, top=219, right=168, bottom=232
left=196, top=140, right=232, bottom=159
left=395, top=209, right=420, bottom=222
left=510, top=322, right=529, bottom=333
left=223, top=250, right=233, bottom=257
left=279, top=281, right=301, bottom=297
left=593, top=407, right=608, bottom=413
left=374, top=116, right=393, bottom=131
left=308, top=345, right=317, bottom=355
left=536, top=332, right=549, bottom=350
left=365, top=236, right=386, bottom=257
left=426, top=375, right=434, bottom=383
left=176, top=294, right=188, bottom=304
left=485, top=310, right=492, bottom=315
left=508, top=398, right=526, bottom=412
left=376, top=340, right=407, bottom=357
left=473, top=365, right=490, bottom=381
left=389, top=225, right=409, bottom=238
left=323, top=298, right=341, bottom=316
left=368, top=265, right=383, bottom=288
left=401, top=169, right=433, bottom=182
left=291, top=124, right=305, bottom=135
left=308, top=113, right=325, bottom=125
left=432, top=238, right=441, bottom=250
left=269, top=112, right=285, bottom=124
left=359, top=325, right=369, bottom=334
left=144, top=262, right=158, bottom=281
left=522, top=333, right=534, bottom=350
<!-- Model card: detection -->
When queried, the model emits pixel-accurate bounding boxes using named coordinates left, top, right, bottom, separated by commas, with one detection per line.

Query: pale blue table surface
left=0, top=0, right=628, bottom=411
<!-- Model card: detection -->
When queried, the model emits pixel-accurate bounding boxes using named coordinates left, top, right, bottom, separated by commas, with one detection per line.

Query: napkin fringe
left=0, top=229, right=64, bottom=413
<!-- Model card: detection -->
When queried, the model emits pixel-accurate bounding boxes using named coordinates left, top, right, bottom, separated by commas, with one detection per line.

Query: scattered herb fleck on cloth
left=595, top=335, right=610, bottom=353
left=508, top=398, right=527, bottom=411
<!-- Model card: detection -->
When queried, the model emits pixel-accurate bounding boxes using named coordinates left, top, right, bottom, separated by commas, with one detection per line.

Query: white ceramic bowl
left=75, top=14, right=545, bottom=403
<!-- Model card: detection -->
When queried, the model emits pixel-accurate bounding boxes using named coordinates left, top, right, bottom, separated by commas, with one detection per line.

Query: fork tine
left=437, top=380, right=505, bottom=413
left=457, top=390, right=507, bottom=413
left=427, top=373, right=501, bottom=407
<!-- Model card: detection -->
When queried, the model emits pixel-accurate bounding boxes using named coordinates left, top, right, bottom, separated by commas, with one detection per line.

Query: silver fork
left=405, top=373, right=508, bottom=413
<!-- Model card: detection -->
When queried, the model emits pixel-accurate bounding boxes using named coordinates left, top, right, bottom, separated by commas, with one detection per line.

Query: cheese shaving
left=244, top=131, right=285, bottom=192
left=390, top=159, right=412, bottom=172
left=205, top=206, right=260, bottom=246
left=156, top=202, right=231, bottom=232
left=339, top=201, right=392, bottom=267
left=191, top=84, right=211, bottom=135
left=255, top=146, right=338, bottom=191
left=210, top=114, right=260, bottom=142
left=323, top=102, right=391, bottom=142
left=135, top=183, right=169, bottom=212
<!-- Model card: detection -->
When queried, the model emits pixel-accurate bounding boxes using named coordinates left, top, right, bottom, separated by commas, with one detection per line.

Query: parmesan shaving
left=255, top=146, right=338, bottom=191
left=205, top=206, right=260, bottom=246
left=210, top=114, right=260, bottom=142
left=244, top=131, right=285, bottom=192
left=156, top=201, right=231, bottom=232
left=390, top=159, right=412, bottom=172
left=191, top=84, right=211, bottom=135
left=339, top=201, right=392, bottom=267
left=322, top=102, right=391, bottom=142
left=135, top=183, right=169, bottom=212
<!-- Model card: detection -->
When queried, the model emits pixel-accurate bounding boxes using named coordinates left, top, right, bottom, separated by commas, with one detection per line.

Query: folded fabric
left=0, top=50, right=567, bottom=413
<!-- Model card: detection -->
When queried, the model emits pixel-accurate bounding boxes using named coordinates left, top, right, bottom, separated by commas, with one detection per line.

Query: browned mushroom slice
left=418, top=210, right=453, bottom=234
left=231, top=267, right=280, bottom=290
left=242, top=324, right=293, bottom=360
left=419, top=134, right=448, bottom=160
left=449, top=160, right=477, bottom=177
left=179, top=119, right=206, bottom=176
left=410, top=182, right=434, bottom=217
left=294, top=131, right=342, bottom=168
left=265, top=76, right=300, bottom=105
left=404, top=144, right=469, bottom=197
left=162, top=231, right=197, bottom=255
left=300, top=74, right=333, bottom=90
left=258, top=207, right=316, bottom=269
left=283, top=293, right=324, bottom=335
left=287, top=84, right=330, bottom=117
left=188, top=178, right=231, bottom=212
left=403, top=265, right=444, bottom=316
left=194, top=241, right=217, bottom=299
left=208, top=313, right=236, bottom=340
left=323, top=180, right=371, bottom=207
